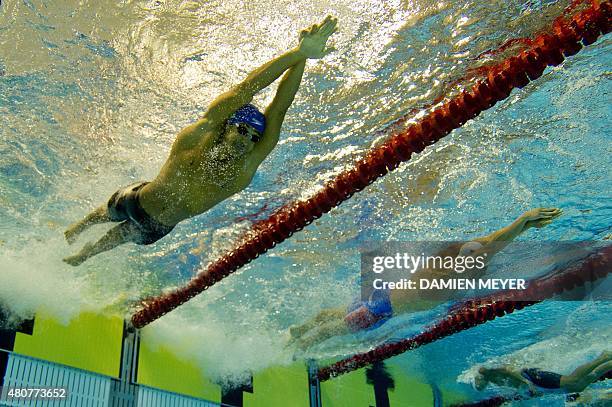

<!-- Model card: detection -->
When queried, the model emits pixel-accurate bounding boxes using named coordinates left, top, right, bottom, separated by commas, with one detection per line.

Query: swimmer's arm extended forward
left=201, top=51, right=305, bottom=128
left=202, top=16, right=337, bottom=130
left=287, top=306, right=350, bottom=349
left=482, top=367, right=540, bottom=394
left=253, top=17, right=338, bottom=161
left=473, top=208, right=562, bottom=258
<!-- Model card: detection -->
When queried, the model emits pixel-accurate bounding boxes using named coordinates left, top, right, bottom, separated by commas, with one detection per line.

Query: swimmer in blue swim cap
left=289, top=208, right=562, bottom=349
left=64, top=16, right=338, bottom=266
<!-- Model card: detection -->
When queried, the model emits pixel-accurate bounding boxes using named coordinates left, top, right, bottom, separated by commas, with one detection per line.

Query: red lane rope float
left=131, top=0, right=611, bottom=329
left=316, top=245, right=611, bottom=381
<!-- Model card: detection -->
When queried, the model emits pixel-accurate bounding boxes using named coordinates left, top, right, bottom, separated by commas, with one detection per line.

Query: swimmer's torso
left=390, top=243, right=489, bottom=313
left=138, top=123, right=259, bottom=226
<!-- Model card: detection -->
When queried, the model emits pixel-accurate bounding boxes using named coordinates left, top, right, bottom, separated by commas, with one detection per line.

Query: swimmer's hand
left=522, top=207, right=562, bottom=229
left=298, top=15, right=338, bottom=59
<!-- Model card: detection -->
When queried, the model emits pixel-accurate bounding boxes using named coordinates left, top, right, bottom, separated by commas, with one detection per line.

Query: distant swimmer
left=63, top=16, right=338, bottom=266
left=474, top=351, right=612, bottom=395
left=289, top=208, right=562, bottom=349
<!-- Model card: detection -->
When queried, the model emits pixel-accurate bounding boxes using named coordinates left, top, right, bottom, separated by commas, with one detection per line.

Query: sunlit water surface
left=1, top=0, right=610, bottom=403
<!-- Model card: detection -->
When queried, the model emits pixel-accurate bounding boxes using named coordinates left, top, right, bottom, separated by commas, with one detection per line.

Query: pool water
left=0, top=0, right=610, bottom=404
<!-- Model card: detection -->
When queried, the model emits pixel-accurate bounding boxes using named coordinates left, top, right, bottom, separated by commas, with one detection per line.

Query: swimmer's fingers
left=298, top=18, right=337, bottom=59
left=319, top=17, right=338, bottom=37
left=539, top=208, right=562, bottom=219
left=314, top=17, right=334, bottom=37
left=319, top=15, right=333, bottom=27
left=533, top=207, right=561, bottom=219
left=533, top=219, right=553, bottom=228
left=320, top=16, right=337, bottom=31
left=303, top=17, right=336, bottom=42
left=323, top=23, right=338, bottom=39
left=299, top=25, right=317, bottom=41
left=549, top=209, right=563, bottom=219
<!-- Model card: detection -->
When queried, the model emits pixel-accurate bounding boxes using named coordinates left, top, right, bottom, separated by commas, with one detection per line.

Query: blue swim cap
left=367, top=289, right=393, bottom=317
left=227, top=104, right=266, bottom=134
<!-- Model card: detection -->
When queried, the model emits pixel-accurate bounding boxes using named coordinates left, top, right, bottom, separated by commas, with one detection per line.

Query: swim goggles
left=235, top=123, right=262, bottom=143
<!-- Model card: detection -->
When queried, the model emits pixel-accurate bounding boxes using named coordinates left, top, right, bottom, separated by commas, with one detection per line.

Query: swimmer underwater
left=474, top=351, right=612, bottom=395
left=289, top=207, right=562, bottom=349
left=63, top=16, right=338, bottom=266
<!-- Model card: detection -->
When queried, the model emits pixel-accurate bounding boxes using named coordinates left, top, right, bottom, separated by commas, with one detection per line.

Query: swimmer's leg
left=561, top=353, right=612, bottom=392
left=294, top=318, right=350, bottom=350
left=63, top=221, right=137, bottom=266
left=64, top=205, right=111, bottom=244
left=289, top=307, right=345, bottom=339
left=567, top=352, right=612, bottom=378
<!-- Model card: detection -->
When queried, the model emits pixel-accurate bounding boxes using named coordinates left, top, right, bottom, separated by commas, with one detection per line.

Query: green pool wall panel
left=13, top=311, right=123, bottom=377
left=7, top=311, right=435, bottom=406
left=137, top=337, right=221, bottom=403
left=386, top=365, right=433, bottom=406
left=243, top=363, right=309, bottom=407
left=438, top=387, right=469, bottom=407
left=320, top=368, right=376, bottom=407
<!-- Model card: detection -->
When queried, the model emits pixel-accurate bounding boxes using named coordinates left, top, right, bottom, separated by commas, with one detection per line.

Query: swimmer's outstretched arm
left=201, top=16, right=338, bottom=129
left=473, top=207, right=562, bottom=258
left=289, top=307, right=346, bottom=339
left=478, top=366, right=536, bottom=392
left=252, top=17, right=338, bottom=162
left=292, top=316, right=351, bottom=350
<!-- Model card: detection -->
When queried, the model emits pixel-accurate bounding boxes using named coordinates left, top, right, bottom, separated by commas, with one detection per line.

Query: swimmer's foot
left=599, top=350, right=612, bottom=362
left=290, top=332, right=317, bottom=351
left=64, top=207, right=110, bottom=244
left=63, top=243, right=93, bottom=266
left=289, top=325, right=306, bottom=339
left=63, top=253, right=86, bottom=266
left=284, top=329, right=312, bottom=352
left=64, top=222, right=84, bottom=244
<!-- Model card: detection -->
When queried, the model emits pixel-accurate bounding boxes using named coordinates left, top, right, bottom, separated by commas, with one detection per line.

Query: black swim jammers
left=107, top=182, right=174, bottom=245
left=521, top=368, right=562, bottom=389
